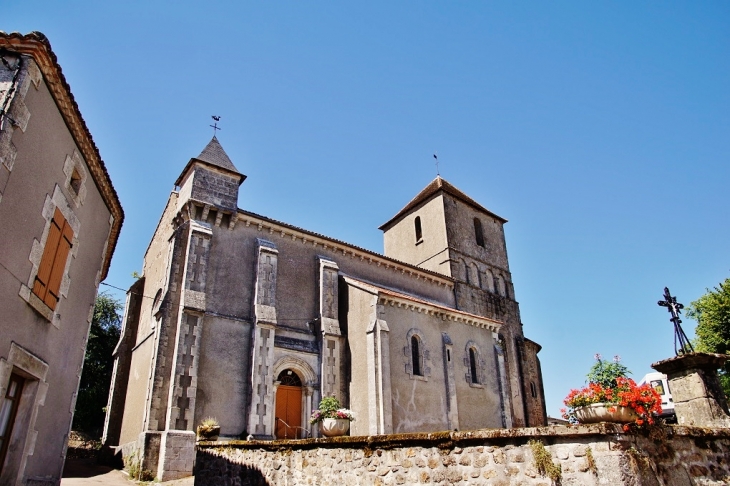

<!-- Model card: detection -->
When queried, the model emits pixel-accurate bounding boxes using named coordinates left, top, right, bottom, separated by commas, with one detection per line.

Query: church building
left=103, top=136, right=546, bottom=480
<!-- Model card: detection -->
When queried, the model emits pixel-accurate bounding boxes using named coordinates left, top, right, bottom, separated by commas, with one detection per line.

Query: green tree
left=686, top=277, right=730, bottom=398
left=72, top=292, right=123, bottom=436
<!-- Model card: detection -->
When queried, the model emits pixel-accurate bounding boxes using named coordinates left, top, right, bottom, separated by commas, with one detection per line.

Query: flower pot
left=197, top=425, right=221, bottom=441
left=574, top=403, right=638, bottom=424
left=319, top=418, right=350, bottom=437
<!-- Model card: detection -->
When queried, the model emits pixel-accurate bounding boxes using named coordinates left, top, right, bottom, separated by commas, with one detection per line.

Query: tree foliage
left=72, top=292, right=123, bottom=436
left=686, top=278, right=730, bottom=398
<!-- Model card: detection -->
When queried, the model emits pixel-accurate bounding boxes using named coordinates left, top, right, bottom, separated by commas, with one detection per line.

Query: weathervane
left=433, top=152, right=440, bottom=176
left=657, top=287, right=694, bottom=356
left=210, top=115, right=221, bottom=136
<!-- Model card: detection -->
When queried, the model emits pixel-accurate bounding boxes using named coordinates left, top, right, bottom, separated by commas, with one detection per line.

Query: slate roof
left=196, top=136, right=240, bottom=173
left=174, top=136, right=245, bottom=187
left=379, top=176, right=507, bottom=231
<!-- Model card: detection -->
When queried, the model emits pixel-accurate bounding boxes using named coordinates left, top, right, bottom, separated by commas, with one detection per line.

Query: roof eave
left=0, top=31, right=124, bottom=280
left=174, top=157, right=247, bottom=188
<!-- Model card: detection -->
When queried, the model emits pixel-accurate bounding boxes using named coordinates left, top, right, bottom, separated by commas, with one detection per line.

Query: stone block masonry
left=195, top=425, right=730, bottom=485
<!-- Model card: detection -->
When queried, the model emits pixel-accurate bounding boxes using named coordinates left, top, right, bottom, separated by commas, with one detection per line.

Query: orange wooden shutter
left=32, top=208, right=73, bottom=310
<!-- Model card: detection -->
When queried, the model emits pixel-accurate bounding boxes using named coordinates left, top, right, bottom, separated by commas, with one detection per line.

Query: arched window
left=277, top=369, right=302, bottom=387
left=414, top=216, right=423, bottom=243
left=469, top=348, right=479, bottom=384
left=474, top=218, right=485, bottom=247
left=152, top=289, right=162, bottom=313
left=411, top=336, right=422, bottom=376
left=496, top=275, right=505, bottom=296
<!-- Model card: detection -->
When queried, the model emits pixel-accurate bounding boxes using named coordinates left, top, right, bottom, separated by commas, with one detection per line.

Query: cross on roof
left=210, top=115, right=221, bottom=135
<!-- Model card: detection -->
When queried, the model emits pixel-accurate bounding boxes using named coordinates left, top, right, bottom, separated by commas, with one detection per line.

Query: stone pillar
left=247, top=239, right=278, bottom=438
left=441, top=333, right=459, bottom=431
left=157, top=431, right=196, bottom=482
left=366, top=307, right=392, bottom=435
left=652, top=352, right=730, bottom=428
left=494, top=333, right=512, bottom=429
left=304, top=386, right=314, bottom=438
left=319, top=258, right=344, bottom=400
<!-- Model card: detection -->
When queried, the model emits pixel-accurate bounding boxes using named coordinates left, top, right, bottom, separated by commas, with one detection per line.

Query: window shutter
left=32, top=208, right=74, bottom=310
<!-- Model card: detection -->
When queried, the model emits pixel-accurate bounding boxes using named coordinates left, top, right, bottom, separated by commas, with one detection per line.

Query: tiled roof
left=379, top=176, right=507, bottom=230
left=0, top=31, right=124, bottom=279
left=342, top=274, right=502, bottom=329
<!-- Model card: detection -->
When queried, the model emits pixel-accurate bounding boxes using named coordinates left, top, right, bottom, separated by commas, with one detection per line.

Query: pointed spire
left=174, top=136, right=246, bottom=188
left=195, top=135, right=240, bottom=174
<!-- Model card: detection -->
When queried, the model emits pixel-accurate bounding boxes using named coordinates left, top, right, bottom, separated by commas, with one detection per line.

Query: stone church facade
left=103, top=137, right=546, bottom=480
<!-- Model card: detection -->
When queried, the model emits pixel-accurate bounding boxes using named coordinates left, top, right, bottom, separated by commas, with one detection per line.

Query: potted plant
left=309, top=396, right=355, bottom=437
left=196, top=417, right=221, bottom=441
left=562, top=354, right=662, bottom=429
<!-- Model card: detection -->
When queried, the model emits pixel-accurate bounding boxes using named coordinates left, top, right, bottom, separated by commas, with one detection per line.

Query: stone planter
left=319, top=418, right=350, bottom=437
left=197, top=425, right=221, bottom=441
left=574, top=403, right=638, bottom=424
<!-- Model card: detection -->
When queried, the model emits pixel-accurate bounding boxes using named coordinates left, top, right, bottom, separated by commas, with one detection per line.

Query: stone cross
left=657, top=286, right=694, bottom=356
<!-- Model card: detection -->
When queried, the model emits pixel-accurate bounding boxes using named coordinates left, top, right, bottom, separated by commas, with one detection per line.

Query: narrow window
left=474, top=218, right=485, bottom=247
left=33, top=208, right=74, bottom=310
left=411, top=336, right=422, bottom=376
left=70, top=168, right=82, bottom=195
left=152, top=289, right=163, bottom=314
left=469, top=348, right=479, bottom=384
left=414, top=216, right=422, bottom=243
left=530, top=382, right=537, bottom=398
left=0, top=374, right=25, bottom=474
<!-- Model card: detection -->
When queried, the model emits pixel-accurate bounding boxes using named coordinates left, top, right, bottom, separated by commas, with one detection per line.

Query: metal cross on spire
left=657, top=286, right=694, bottom=356
left=210, top=115, right=221, bottom=136
left=433, top=152, right=440, bottom=176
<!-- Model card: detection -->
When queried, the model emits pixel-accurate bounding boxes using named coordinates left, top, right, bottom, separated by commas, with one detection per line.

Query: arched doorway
left=274, top=369, right=303, bottom=439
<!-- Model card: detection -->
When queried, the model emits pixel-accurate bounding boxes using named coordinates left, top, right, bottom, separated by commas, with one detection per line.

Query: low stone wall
left=195, top=424, right=730, bottom=485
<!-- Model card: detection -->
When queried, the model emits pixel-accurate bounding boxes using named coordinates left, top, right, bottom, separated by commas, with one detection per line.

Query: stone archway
left=271, top=356, right=317, bottom=438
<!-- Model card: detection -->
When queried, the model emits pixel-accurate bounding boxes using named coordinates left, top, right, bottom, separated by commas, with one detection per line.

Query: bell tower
left=381, top=176, right=546, bottom=427
left=174, top=136, right=245, bottom=211
left=380, top=176, right=514, bottom=317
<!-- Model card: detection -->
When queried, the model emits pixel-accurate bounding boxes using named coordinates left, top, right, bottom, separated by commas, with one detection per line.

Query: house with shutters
left=0, top=32, right=123, bottom=485
left=103, top=134, right=546, bottom=481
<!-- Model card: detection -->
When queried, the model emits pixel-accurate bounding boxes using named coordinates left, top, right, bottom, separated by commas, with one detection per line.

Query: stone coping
left=652, top=352, right=730, bottom=373
left=199, top=424, right=730, bottom=451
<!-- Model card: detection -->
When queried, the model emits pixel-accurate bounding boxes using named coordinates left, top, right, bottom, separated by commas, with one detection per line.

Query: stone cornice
left=342, top=275, right=500, bottom=331
left=231, top=208, right=454, bottom=289
left=0, top=31, right=124, bottom=279
left=377, top=293, right=501, bottom=331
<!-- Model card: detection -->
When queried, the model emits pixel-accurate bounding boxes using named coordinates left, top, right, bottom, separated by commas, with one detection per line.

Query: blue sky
left=6, top=2, right=729, bottom=418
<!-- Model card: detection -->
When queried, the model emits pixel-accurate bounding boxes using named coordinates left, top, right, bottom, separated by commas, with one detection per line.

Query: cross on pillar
left=658, top=287, right=694, bottom=356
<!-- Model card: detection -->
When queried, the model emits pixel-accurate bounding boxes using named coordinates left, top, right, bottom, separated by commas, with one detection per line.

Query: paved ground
left=61, top=458, right=195, bottom=486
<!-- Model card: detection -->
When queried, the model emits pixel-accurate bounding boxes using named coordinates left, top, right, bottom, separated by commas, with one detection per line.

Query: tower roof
left=174, top=136, right=245, bottom=187
left=195, top=135, right=240, bottom=173
left=379, top=176, right=507, bottom=231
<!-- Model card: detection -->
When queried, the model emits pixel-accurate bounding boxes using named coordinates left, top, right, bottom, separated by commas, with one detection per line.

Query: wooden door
left=274, top=385, right=302, bottom=439
left=0, top=374, right=24, bottom=475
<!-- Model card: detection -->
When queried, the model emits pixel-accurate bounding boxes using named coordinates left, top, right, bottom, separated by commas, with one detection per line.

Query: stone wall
left=195, top=425, right=730, bottom=485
